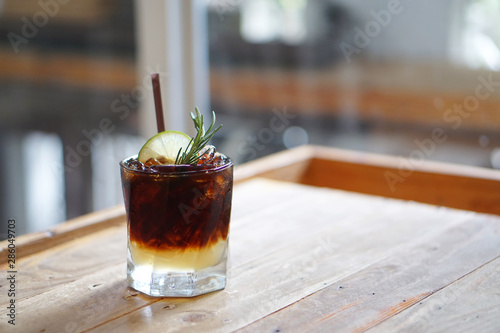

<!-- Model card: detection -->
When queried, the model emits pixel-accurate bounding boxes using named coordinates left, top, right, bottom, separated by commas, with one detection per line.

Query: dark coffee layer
left=121, top=158, right=233, bottom=251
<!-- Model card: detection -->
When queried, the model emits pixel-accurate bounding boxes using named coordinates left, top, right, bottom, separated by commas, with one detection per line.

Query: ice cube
left=197, top=145, right=216, bottom=165
left=144, top=158, right=163, bottom=167
left=126, top=158, right=146, bottom=171
left=212, top=152, right=230, bottom=166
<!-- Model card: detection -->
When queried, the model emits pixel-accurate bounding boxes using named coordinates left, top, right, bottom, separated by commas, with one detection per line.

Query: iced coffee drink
left=120, top=108, right=233, bottom=297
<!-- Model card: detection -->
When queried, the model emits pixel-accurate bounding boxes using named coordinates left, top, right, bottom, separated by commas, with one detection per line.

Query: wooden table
left=1, top=145, right=500, bottom=332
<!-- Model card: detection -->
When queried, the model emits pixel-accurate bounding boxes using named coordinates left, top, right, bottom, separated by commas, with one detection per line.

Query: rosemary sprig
left=174, top=107, right=222, bottom=165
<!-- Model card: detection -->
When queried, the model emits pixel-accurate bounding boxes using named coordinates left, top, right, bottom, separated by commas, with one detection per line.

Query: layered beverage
left=120, top=152, right=233, bottom=297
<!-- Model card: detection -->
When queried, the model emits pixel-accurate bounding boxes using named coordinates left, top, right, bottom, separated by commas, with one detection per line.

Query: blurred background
left=1, top=0, right=499, bottom=239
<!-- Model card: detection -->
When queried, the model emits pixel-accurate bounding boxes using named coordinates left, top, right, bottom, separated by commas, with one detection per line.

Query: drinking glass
left=120, top=155, right=233, bottom=297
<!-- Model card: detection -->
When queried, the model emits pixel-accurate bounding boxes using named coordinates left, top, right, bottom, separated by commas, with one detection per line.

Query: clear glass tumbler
left=120, top=155, right=233, bottom=297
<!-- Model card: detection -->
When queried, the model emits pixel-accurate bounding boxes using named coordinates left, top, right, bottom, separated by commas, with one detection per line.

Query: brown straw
left=151, top=73, right=165, bottom=133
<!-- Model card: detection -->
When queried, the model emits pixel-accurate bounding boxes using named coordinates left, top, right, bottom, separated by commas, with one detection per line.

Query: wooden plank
left=0, top=224, right=126, bottom=303
left=1, top=263, right=150, bottom=333
left=5, top=179, right=482, bottom=332
left=235, top=212, right=500, bottom=333
left=300, top=146, right=500, bottom=215
left=233, top=144, right=313, bottom=185
left=0, top=205, right=125, bottom=265
left=368, top=257, right=500, bottom=333
left=233, top=145, right=500, bottom=215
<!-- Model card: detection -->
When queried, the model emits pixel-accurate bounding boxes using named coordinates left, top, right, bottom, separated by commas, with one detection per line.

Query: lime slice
left=138, top=130, right=191, bottom=164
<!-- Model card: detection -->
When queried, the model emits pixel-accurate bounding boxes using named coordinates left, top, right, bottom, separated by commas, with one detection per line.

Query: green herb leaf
left=174, top=107, right=222, bottom=165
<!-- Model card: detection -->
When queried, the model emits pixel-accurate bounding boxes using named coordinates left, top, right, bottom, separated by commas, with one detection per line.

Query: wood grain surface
left=1, top=177, right=499, bottom=332
left=236, top=145, right=500, bottom=215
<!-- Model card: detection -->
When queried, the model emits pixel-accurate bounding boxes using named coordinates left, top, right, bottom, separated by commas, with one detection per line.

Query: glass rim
left=119, top=154, right=233, bottom=176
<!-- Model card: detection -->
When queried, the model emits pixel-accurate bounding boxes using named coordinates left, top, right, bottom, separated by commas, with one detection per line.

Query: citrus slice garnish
left=138, top=130, right=191, bottom=164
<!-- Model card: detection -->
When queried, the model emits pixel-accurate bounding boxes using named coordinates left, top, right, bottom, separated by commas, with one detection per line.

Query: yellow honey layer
left=129, top=240, right=227, bottom=272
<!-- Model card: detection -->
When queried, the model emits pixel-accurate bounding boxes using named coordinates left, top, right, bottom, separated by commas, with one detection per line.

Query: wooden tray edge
left=235, top=145, right=500, bottom=215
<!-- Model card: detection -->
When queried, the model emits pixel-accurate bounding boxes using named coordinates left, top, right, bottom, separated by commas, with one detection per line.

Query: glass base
left=127, top=252, right=227, bottom=297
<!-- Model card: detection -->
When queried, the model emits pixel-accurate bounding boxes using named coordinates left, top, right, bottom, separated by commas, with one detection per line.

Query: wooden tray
left=236, top=145, right=500, bottom=215
left=1, top=145, right=500, bottom=332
